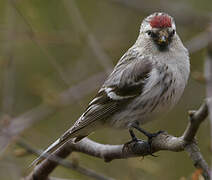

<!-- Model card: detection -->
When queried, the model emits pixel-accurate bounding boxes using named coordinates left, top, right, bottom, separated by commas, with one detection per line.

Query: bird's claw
left=145, top=130, right=164, bottom=156
left=124, top=136, right=142, bottom=145
left=145, top=130, right=165, bottom=140
left=127, top=127, right=164, bottom=157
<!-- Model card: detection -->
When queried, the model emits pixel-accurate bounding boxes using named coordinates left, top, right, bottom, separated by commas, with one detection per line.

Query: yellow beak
left=158, top=30, right=169, bottom=45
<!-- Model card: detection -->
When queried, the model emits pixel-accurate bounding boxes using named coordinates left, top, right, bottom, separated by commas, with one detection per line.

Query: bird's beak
left=159, top=36, right=167, bottom=44
left=158, top=30, right=169, bottom=45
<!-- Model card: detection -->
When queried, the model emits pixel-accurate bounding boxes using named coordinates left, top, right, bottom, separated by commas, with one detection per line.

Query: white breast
left=109, top=54, right=190, bottom=128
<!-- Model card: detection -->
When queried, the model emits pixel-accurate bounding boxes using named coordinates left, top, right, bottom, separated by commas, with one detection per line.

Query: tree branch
left=17, top=140, right=113, bottom=180
left=26, top=99, right=211, bottom=180
left=182, top=102, right=209, bottom=142
left=185, top=143, right=210, bottom=180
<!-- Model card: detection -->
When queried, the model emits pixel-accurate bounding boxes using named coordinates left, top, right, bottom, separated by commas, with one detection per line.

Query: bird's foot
left=145, top=130, right=165, bottom=141
left=124, top=129, right=161, bottom=157
left=129, top=129, right=139, bottom=142
left=130, top=123, right=164, bottom=156
left=146, top=130, right=164, bottom=157
left=125, top=129, right=141, bottom=145
left=131, top=123, right=164, bottom=140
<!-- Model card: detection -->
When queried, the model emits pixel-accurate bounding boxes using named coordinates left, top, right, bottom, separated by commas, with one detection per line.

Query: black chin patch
left=157, top=43, right=169, bottom=51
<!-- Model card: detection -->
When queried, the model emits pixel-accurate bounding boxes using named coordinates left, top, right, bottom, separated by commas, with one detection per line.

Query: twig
left=17, top=140, right=113, bottom=180
left=182, top=102, right=209, bottom=142
left=26, top=99, right=211, bottom=180
left=185, top=143, right=210, bottom=180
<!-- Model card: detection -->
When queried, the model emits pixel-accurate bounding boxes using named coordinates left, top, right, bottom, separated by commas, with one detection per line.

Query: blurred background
left=0, top=0, right=211, bottom=179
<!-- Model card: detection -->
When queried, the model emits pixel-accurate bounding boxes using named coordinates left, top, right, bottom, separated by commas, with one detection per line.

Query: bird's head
left=139, top=12, right=176, bottom=51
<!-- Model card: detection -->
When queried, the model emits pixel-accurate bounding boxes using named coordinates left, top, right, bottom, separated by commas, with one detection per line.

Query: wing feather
left=64, top=54, right=153, bottom=137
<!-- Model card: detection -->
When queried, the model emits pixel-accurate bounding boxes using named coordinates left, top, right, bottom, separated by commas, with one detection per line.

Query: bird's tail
left=30, top=129, right=88, bottom=167
left=29, top=137, right=66, bottom=167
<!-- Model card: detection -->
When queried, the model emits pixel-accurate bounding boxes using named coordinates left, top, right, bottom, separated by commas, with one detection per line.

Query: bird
left=32, top=12, right=190, bottom=166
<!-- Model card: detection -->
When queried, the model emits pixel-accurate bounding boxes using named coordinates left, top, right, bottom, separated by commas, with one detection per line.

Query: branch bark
left=18, top=140, right=113, bottom=180
left=26, top=99, right=211, bottom=180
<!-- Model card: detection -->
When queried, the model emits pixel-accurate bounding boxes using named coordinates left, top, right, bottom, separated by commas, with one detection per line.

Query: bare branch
left=26, top=99, right=211, bottom=180
left=182, top=101, right=209, bottom=142
left=17, top=140, right=113, bottom=180
left=185, top=143, right=210, bottom=180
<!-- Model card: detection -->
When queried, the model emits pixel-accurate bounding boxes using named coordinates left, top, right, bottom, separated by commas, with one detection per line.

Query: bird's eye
left=169, top=29, right=175, bottom=38
left=146, top=30, right=157, bottom=38
left=172, top=29, right=175, bottom=35
left=146, top=30, right=152, bottom=36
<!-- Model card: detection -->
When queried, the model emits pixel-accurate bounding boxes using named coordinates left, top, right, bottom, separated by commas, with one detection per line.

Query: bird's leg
left=131, top=122, right=164, bottom=140
left=129, top=128, right=139, bottom=142
left=124, top=128, right=144, bottom=147
left=130, top=122, right=164, bottom=156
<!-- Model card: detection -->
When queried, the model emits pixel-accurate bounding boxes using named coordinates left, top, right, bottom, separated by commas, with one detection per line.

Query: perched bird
left=32, top=12, right=190, bottom=165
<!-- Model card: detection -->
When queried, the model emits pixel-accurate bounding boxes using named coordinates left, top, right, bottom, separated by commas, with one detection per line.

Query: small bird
left=32, top=12, right=190, bottom=165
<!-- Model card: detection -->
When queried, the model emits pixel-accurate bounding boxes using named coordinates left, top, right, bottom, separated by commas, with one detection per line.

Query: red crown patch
left=150, top=15, right=172, bottom=28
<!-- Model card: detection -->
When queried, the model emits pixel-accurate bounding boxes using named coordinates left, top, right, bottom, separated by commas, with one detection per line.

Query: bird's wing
left=61, top=54, right=153, bottom=139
